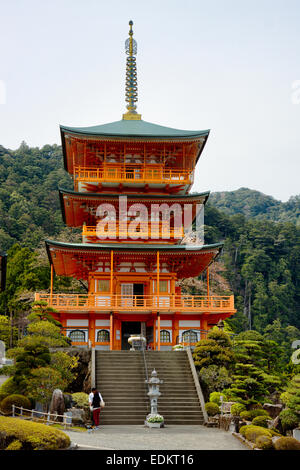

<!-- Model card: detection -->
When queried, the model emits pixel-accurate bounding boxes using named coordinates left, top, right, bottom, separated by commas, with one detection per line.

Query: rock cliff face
left=50, top=347, right=91, bottom=393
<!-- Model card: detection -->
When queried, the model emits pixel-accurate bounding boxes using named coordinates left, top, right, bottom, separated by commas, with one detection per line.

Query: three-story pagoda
left=36, top=22, right=235, bottom=350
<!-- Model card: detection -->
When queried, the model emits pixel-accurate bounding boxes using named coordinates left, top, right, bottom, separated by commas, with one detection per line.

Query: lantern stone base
left=145, top=421, right=164, bottom=428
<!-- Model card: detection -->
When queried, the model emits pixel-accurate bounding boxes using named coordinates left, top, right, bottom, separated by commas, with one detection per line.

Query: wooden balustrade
left=82, top=224, right=184, bottom=240
left=35, top=292, right=235, bottom=313
left=74, top=166, right=193, bottom=185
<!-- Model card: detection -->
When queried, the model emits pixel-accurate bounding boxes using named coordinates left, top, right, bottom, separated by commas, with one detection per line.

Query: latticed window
left=69, top=330, right=85, bottom=342
left=97, top=329, right=110, bottom=342
left=97, top=280, right=110, bottom=292
left=160, top=330, right=170, bottom=343
left=182, top=330, right=198, bottom=343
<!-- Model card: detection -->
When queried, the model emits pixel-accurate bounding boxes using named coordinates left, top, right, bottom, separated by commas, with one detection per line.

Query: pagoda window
left=182, top=330, right=198, bottom=344
left=160, top=330, right=170, bottom=343
left=69, top=330, right=86, bottom=342
left=97, top=329, right=110, bottom=343
left=97, top=280, right=110, bottom=292
left=154, top=280, right=169, bottom=293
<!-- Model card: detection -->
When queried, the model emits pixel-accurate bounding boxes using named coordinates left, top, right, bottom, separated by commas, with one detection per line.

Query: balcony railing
left=74, top=166, right=194, bottom=185
left=82, top=224, right=184, bottom=242
left=35, top=293, right=235, bottom=313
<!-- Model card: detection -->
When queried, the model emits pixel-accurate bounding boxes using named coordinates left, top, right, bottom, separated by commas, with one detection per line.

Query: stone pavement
left=65, top=425, right=246, bottom=450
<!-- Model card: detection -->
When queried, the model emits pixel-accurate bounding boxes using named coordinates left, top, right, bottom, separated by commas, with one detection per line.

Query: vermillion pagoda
left=35, top=21, right=235, bottom=350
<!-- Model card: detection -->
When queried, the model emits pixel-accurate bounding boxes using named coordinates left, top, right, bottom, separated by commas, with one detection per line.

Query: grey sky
left=1, top=0, right=299, bottom=201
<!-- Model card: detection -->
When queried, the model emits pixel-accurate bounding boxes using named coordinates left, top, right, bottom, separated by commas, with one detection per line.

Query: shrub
left=209, top=392, right=223, bottom=406
left=72, top=392, right=89, bottom=408
left=5, top=440, right=22, bottom=450
left=205, top=402, right=220, bottom=416
left=255, top=435, right=273, bottom=450
left=279, top=409, right=299, bottom=432
left=0, top=416, right=70, bottom=450
left=240, top=409, right=269, bottom=421
left=0, top=395, right=31, bottom=414
left=0, top=377, right=19, bottom=399
left=252, top=416, right=269, bottom=428
left=231, top=403, right=246, bottom=416
left=274, top=437, right=300, bottom=450
left=240, top=425, right=272, bottom=443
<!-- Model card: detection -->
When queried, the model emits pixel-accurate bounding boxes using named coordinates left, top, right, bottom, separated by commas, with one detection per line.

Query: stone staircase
left=95, top=350, right=204, bottom=425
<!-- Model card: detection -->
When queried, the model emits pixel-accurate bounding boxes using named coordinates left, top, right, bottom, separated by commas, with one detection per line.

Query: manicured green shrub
left=231, top=403, right=246, bottom=416
left=205, top=402, right=220, bottom=416
left=279, top=409, right=299, bottom=432
left=72, top=392, right=89, bottom=408
left=5, top=440, right=22, bottom=450
left=0, top=395, right=31, bottom=414
left=274, top=437, right=300, bottom=450
left=241, top=425, right=272, bottom=443
left=240, top=409, right=269, bottom=421
left=0, top=417, right=70, bottom=450
left=252, top=416, right=269, bottom=428
left=209, top=392, right=223, bottom=406
left=255, top=435, right=273, bottom=450
left=0, top=377, right=19, bottom=399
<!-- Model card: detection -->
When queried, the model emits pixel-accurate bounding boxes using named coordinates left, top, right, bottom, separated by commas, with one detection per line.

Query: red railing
left=35, top=293, right=235, bottom=313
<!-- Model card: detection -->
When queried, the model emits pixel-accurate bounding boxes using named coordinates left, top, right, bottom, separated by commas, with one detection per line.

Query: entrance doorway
left=121, top=321, right=141, bottom=350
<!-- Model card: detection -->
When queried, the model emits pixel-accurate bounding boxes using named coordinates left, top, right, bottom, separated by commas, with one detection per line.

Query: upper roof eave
left=60, top=120, right=210, bottom=141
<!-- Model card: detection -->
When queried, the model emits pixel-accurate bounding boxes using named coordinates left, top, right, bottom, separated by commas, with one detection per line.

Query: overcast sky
left=1, top=0, right=299, bottom=201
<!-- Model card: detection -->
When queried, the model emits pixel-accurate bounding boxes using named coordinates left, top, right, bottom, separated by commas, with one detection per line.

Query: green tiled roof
left=60, top=119, right=209, bottom=139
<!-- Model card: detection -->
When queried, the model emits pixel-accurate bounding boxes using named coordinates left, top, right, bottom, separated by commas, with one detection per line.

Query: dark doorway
left=122, top=321, right=141, bottom=350
left=134, top=284, right=144, bottom=306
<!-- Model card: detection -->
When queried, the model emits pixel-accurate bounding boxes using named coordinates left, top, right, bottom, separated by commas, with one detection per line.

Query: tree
left=26, top=367, right=66, bottom=406
left=223, top=330, right=282, bottom=404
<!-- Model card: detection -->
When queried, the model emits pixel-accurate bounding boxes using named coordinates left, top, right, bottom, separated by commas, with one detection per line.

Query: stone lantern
left=145, top=369, right=164, bottom=428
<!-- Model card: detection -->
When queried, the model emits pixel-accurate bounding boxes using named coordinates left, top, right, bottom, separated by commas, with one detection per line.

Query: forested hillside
left=208, top=188, right=300, bottom=226
left=0, top=143, right=299, bottom=336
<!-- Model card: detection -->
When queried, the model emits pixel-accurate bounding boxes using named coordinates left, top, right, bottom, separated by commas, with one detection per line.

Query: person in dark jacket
left=88, top=387, right=104, bottom=430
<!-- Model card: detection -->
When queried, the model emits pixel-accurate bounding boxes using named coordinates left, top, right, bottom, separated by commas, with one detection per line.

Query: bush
left=0, top=377, right=19, bottom=400
left=231, top=403, right=246, bottom=416
left=5, top=440, right=22, bottom=450
left=255, top=435, right=273, bottom=450
left=239, top=425, right=272, bottom=443
left=240, top=409, right=269, bottom=421
left=252, top=416, right=269, bottom=428
left=205, top=402, right=220, bottom=416
left=274, top=437, right=300, bottom=450
left=209, top=392, right=223, bottom=405
left=0, top=395, right=31, bottom=414
left=71, top=392, right=89, bottom=408
left=0, top=416, right=70, bottom=450
left=279, top=409, right=299, bottom=432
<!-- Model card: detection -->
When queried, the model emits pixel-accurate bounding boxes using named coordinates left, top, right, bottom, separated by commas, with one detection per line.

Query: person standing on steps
left=88, top=387, right=104, bottom=430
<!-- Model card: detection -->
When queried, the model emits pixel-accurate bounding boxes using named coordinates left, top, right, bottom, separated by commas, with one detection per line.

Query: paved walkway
left=65, top=425, right=246, bottom=450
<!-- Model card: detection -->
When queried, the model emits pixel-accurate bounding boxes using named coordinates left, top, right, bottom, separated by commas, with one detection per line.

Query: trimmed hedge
left=240, top=409, right=269, bottom=421
left=239, top=425, right=272, bottom=443
left=0, top=395, right=31, bottom=415
left=209, top=392, right=222, bottom=406
left=252, top=416, right=269, bottom=428
left=5, top=440, right=22, bottom=451
left=279, top=409, right=299, bottom=432
left=274, top=437, right=300, bottom=450
left=71, top=392, right=89, bottom=408
left=205, top=402, right=220, bottom=416
left=255, top=435, right=273, bottom=450
left=231, top=403, right=246, bottom=416
left=0, top=417, right=70, bottom=450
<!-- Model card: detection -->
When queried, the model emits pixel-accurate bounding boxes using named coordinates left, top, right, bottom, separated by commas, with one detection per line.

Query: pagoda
left=35, top=21, right=235, bottom=350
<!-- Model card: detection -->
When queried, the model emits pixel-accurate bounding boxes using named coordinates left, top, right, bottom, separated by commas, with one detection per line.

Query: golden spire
left=123, top=20, right=141, bottom=120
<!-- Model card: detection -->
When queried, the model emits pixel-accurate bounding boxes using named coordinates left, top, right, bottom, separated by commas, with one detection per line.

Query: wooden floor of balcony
left=35, top=293, right=235, bottom=314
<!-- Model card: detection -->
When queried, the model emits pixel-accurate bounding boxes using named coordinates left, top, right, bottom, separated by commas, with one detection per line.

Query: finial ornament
left=123, top=20, right=141, bottom=120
